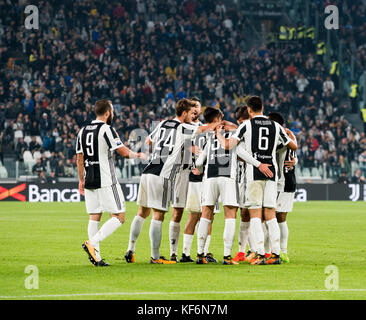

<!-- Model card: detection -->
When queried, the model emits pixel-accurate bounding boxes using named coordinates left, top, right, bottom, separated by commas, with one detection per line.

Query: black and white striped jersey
left=198, top=131, right=238, bottom=180
left=76, top=120, right=123, bottom=189
left=277, top=135, right=298, bottom=193
left=232, top=115, right=291, bottom=182
left=189, top=130, right=208, bottom=182
left=143, top=118, right=198, bottom=180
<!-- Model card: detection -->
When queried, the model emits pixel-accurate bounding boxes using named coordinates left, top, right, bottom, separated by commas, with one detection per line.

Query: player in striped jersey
left=125, top=99, right=216, bottom=264
left=216, top=96, right=298, bottom=265
left=195, top=107, right=273, bottom=265
left=268, top=112, right=298, bottom=263
left=77, top=100, right=146, bottom=266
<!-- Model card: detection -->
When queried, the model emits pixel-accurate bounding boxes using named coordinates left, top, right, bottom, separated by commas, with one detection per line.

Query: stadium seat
left=23, top=151, right=33, bottom=162
left=295, top=166, right=302, bottom=177
left=302, top=168, right=311, bottom=177
left=0, top=166, right=8, bottom=178
left=36, top=136, right=43, bottom=145
left=44, top=151, right=51, bottom=158
left=311, top=167, right=320, bottom=177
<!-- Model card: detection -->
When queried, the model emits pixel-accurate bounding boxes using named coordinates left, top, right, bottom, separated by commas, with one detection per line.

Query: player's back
left=76, top=120, right=121, bottom=189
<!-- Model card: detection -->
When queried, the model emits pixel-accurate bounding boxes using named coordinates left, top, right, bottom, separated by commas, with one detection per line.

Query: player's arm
left=280, top=127, right=298, bottom=151
left=194, top=142, right=208, bottom=172
left=105, top=126, right=147, bottom=160
left=216, top=122, right=244, bottom=150
left=236, top=142, right=274, bottom=178
left=75, top=130, right=85, bottom=196
left=221, top=120, right=238, bottom=131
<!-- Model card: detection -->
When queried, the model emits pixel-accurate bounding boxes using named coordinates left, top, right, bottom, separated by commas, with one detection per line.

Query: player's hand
left=192, top=145, right=202, bottom=156
left=215, top=124, right=224, bottom=135
left=137, top=152, right=147, bottom=161
left=258, top=163, right=273, bottom=178
left=79, top=181, right=85, bottom=196
left=192, top=168, right=201, bottom=175
left=285, top=155, right=296, bottom=170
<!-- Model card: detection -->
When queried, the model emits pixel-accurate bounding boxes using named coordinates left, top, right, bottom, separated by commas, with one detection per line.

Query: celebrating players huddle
left=77, top=96, right=298, bottom=267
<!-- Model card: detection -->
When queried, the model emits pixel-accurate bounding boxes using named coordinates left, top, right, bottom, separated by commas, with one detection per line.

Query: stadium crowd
left=0, top=0, right=365, bottom=182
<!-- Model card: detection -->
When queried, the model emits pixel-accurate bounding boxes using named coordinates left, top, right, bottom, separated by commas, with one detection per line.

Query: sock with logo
left=183, top=234, right=194, bottom=256
left=266, top=218, right=281, bottom=256
left=127, top=215, right=145, bottom=253
left=88, top=220, right=101, bottom=260
left=149, top=219, right=162, bottom=260
left=169, top=221, right=180, bottom=256
left=90, top=217, right=122, bottom=248
left=197, top=218, right=211, bottom=255
left=223, top=218, right=236, bottom=257
left=278, top=221, right=289, bottom=254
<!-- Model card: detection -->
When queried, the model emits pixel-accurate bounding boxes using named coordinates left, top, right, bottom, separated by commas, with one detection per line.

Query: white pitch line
left=1, top=289, right=366, bottom=299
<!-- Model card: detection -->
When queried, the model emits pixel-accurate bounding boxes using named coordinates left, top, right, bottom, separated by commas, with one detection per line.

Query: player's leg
left=262, top=208, right=271, bottom=258
left=204, top=214, right=218, bottom=262
left=83, top=185, right=126, bottom=266
left=245, top=180, right=266, bottom=265
left=149, top=209, right=176, bottom=264
left=181, top=211, right=200, bottom=262
left=222, top=205, right=238, bottom=265
left=169, top=171, right=189, bottom=261
left=197, top=178, right=218, bottom=264
left=233, top=208, right=249, bottom=262
left=263, top=181, right=281, bottom=264
left=125, top=205, right=151, bottom=263
left=88, top=213, right=103, bottom=262
left=277, top=211, right=289, bottom=262
left=196, top=205, right=214, bottom=264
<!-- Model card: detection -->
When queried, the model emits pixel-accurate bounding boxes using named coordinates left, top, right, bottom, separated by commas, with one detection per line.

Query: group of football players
left=79, top=96, right=298, bottom=266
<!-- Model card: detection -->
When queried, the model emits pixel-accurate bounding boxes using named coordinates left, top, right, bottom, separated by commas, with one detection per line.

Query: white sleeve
left=236, top=142, right=261, bottom=168
left=232, top=122, right=247, bottom=141
left=180, top=123, right=198, bottom=139
left=278, top=125, right=291, bottom=147
left=104, top=125, right=123, bottom=151
left=148, top=121, right=164, bottom=143
left=76, top=128, right=83, bottom=154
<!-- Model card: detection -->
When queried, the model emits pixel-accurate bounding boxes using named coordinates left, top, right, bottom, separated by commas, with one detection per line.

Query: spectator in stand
left=15, top=138, right=28, bottom=162
left=29, top=136, right=41, bottom=154
left=32, top=158, right=46, bottom=183
left=351, top=169, right=366, bottom=184
left=0, top=132, right=3, bottom=165
left=359, top=150, right=366, bottom=176
left=338, top=169, right=349, bottom=184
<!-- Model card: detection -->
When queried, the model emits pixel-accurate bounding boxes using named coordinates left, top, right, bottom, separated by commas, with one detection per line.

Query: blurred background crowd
left=0, top=0, right=365, bottom=183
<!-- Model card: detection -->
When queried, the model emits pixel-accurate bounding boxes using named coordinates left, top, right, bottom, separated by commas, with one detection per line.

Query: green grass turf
left=0, top=201, right=366, bottom=300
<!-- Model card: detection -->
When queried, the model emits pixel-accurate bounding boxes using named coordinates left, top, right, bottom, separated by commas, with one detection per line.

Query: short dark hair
left=235, top=106, right=249, bottom=121
left=268, top=112, right=285, bottom=126
left=190, top=96, right=201, bottom=103
left=203, top=107, right=223, bottom=123
left=176, top=98, right=195, bottom=116
left=94, top=100, right=112, bottom=116
left=247, top=96, right=262, bottom=112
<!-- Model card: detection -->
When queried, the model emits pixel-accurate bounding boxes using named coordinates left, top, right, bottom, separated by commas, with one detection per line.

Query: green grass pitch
left=0, top=201, right=366, bottom=300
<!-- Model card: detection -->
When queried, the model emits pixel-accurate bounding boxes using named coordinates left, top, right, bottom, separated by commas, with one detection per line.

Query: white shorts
left=276, top=192, right=295, bottom=213
left=238, top=179, right=246, bottom=209
left=186, top=181, right=202, bottom=213
left=186, top=181, right=221, bottom=213
left=172, top=169, right=190, bottom=208
left=201, top=177, right=239, bottom=207
left=245, top=180, right=277, bottom=209
left=137, top=173, right=171, bottom=212
left=85, top=184, right=126, bottom=214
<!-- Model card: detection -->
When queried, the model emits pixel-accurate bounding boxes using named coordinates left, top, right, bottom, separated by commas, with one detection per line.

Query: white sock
left=266, top=218, right=281, bottom=255
left=278, top=221, right=289, bottom=253
left=169, top=221, right=180, bottom=256
left=127, top=215, right=145, bottom=252
left=238, top=221, right=250, bottom=253
left=149, top=219, right=162, bottom=260
left=197, top=218, right=211, bottom=255
left=183, top=234, right=194, bottom=256
left=195, top=221, right=199, bottom=248
left=89, top=217, right=122, bottom=247
left=250, top=217, right=265, bottom=255
left=223, top=218, right=236, bottom=257
left=204, top=235, right=211, bottom=255
left=248, top=225, right=256, bottom=252
left=88, top=220, right=101, bottom=260
left=262, top=222, right=271, bottom=254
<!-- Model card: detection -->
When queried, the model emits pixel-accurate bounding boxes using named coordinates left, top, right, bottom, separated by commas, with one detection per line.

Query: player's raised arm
left=216, top=121, right=245, bottom=150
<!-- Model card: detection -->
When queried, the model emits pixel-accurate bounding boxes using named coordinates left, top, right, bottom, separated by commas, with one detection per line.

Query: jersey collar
left=91, top=120, right=105, bottom=124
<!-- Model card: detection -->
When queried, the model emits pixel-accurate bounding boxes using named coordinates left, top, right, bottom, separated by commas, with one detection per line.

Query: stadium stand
left=0, top=0, right=365, bottom=183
